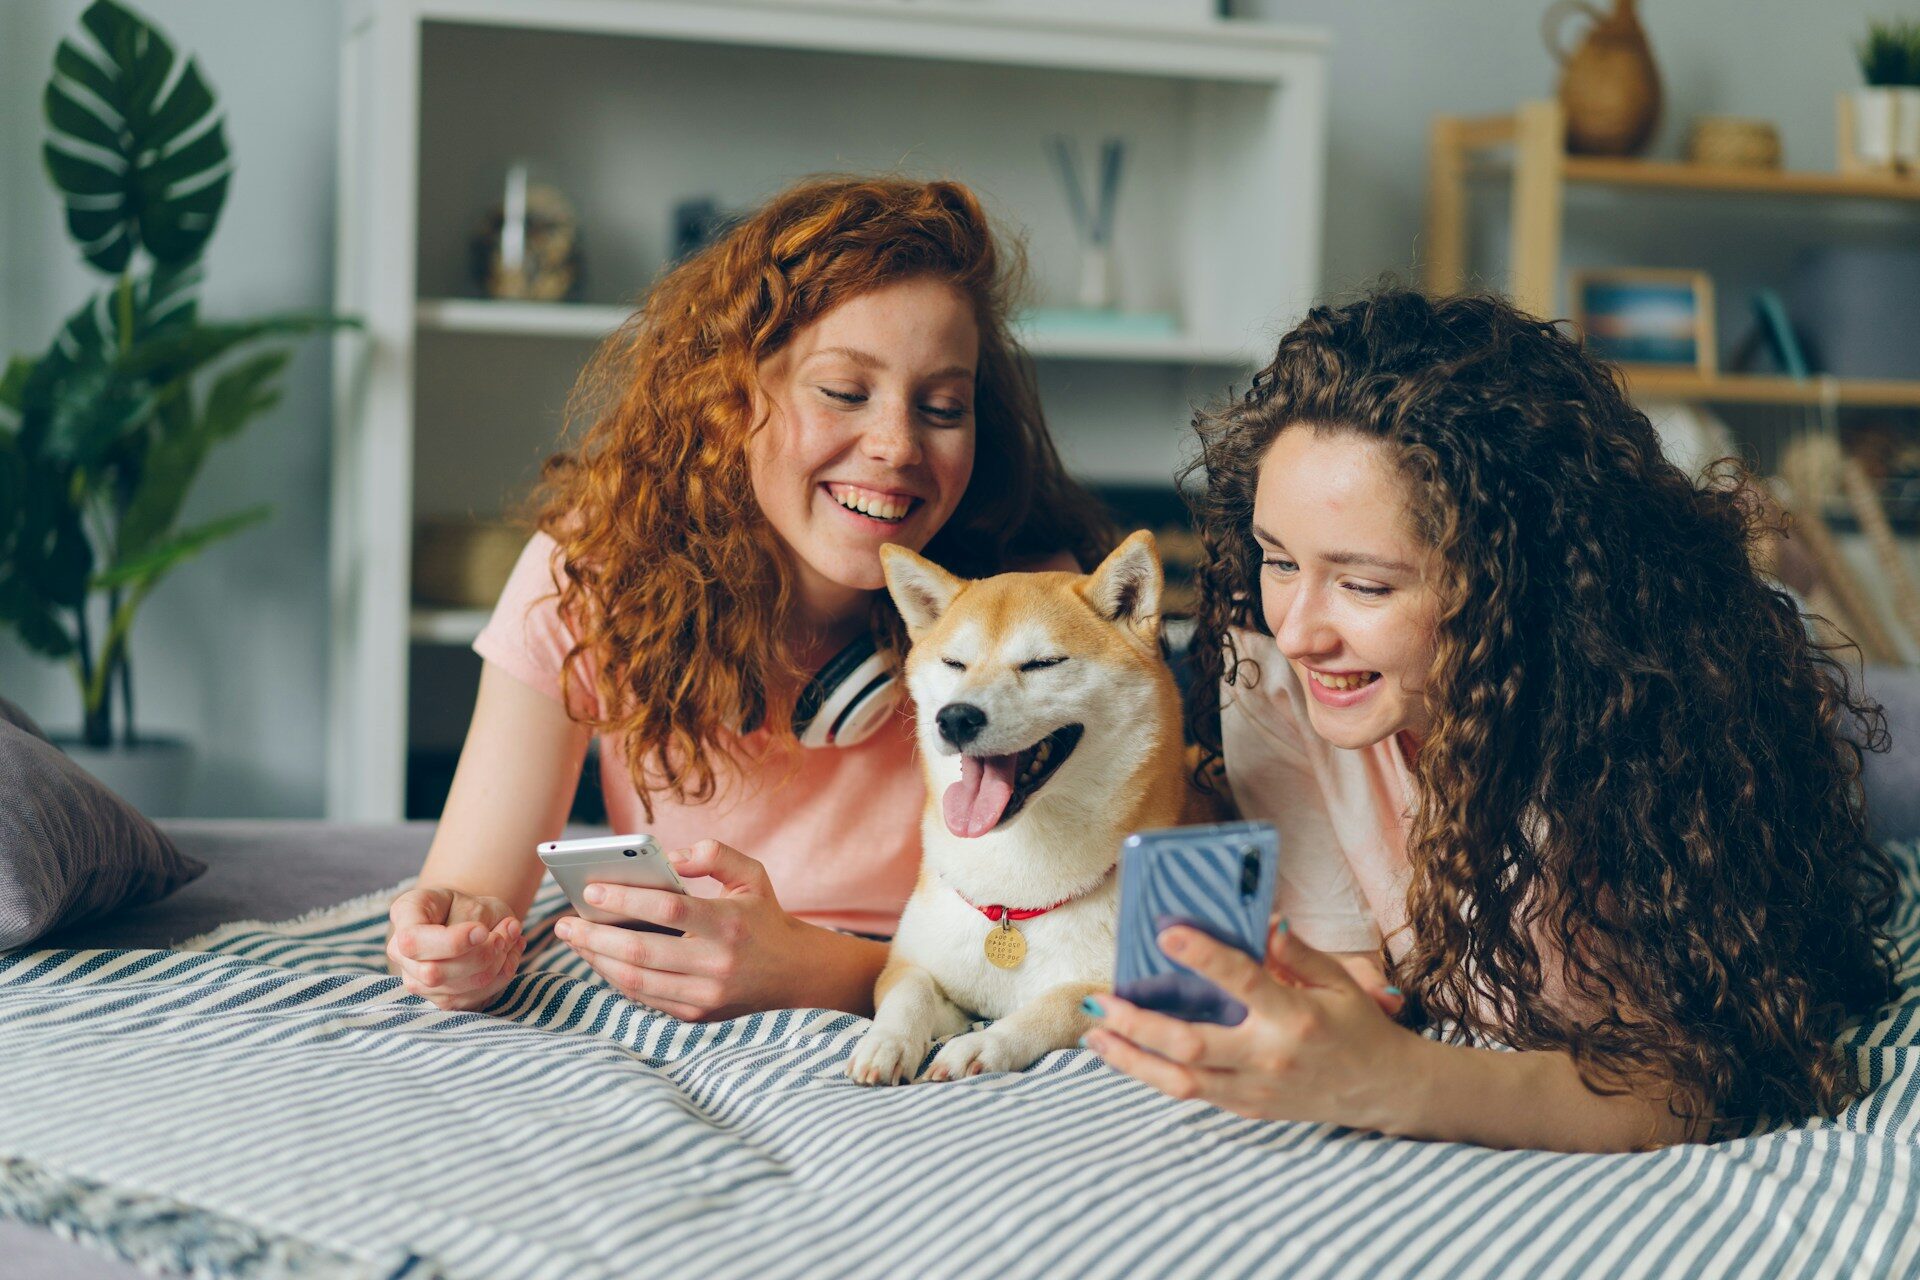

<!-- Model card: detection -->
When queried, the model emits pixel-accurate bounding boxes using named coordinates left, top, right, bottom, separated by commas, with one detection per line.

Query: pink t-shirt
left=1219, top=627, right=1416, bottom=957
left=473, top=532, right=925, bottom=935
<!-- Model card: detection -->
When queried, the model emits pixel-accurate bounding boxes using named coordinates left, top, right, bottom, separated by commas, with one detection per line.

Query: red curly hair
left=534, top=175, right=1114, bottom=817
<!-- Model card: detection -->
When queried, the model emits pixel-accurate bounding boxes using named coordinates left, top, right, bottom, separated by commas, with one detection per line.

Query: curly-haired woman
left=1083, top=288, right=1900, bottom=1151
left=386, top=176, right=1112, bottom=1020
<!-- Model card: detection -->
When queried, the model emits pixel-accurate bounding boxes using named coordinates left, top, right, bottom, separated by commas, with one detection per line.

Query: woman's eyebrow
left=1252, top=524, right=1413, bottom=573
left=808, top=346, right=973, bottom=381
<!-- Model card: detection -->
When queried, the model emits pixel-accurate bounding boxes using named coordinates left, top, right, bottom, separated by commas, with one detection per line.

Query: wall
left=1, top=0, right=1904, bottom=814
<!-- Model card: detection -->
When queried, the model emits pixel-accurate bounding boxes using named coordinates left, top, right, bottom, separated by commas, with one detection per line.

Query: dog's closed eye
left=942, top=657, right=967, bottom=671
left=1019, top=656, right=1068, bottom=672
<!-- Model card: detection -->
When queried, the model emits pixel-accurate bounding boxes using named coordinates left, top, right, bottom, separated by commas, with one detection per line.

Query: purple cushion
left=0, top=696, right=205, bottom=947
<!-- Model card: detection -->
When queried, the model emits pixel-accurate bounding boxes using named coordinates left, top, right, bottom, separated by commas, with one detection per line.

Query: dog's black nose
left=936, top=703, right=987, bottom=747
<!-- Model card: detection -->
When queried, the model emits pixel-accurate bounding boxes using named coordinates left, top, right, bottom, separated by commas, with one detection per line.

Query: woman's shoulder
left=1219, top=627, right=1308, bottom=746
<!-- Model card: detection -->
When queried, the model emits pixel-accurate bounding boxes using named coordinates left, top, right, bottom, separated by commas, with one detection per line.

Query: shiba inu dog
left=847, top=530, right=1198, bottom=1084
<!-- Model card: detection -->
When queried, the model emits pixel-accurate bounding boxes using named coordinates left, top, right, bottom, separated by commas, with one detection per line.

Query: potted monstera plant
left=0, top=0, right=354, bottom=814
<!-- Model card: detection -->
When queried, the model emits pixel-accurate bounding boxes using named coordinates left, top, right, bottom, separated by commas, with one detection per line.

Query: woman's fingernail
left=554, top=919, right=573, bottom=940
left=1274, top=917, right=1291, bottom=934
left=665, top=847, right=688, bottom=863
left=1077, top=1035, right=1089, bottom=1048
left=1385, top=986, right=1403, bottom=997
left=583, top=885, right=606, bottom=905
left=1159, top=929, right=1187, bottom=956
left=1081, top=996, right=1104, bottom=1018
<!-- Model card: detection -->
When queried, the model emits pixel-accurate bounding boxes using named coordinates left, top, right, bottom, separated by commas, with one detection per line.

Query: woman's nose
left=1273, top=585, right=1335, bottom=660
left=863, top=401, right=922, bottom=468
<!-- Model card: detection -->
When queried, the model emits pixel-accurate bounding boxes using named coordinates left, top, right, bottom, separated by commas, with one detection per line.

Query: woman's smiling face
left=1253, top=426, right=1441, bottom=750
left=748, top=276, right=979, bottom=628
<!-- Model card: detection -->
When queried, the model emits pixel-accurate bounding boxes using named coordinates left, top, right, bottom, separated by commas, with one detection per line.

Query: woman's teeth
left=1310, top=670, right=1380, bottom=692
left=829, top=485, right=911, bottom=522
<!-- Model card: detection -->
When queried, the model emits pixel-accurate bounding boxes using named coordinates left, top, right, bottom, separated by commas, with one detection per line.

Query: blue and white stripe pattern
left=2, top=844, right=1919, bottom=1280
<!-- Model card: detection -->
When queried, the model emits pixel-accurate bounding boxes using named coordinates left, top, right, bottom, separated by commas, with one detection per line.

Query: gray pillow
left=0, top=696, right=206, bottom=947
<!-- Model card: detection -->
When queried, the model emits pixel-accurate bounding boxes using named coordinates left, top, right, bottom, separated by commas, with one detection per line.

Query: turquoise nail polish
left=1077, top=1035, right=1090, bottom=1049
left=1385, top=986, right=1403, bottom=997
left=1081, top=996, right=1104, bottom=1018
left=1274, top=917, right=1291, bottom=934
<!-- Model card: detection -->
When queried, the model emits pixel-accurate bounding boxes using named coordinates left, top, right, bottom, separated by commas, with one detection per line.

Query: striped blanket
left=1, top=848, right=1918, bottom=1280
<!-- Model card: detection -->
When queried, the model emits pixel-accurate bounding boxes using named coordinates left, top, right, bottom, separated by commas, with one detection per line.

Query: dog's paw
left=925, top=1030, right=1027, bottom=1081
left=846, top=1027, right=929, bottom=1086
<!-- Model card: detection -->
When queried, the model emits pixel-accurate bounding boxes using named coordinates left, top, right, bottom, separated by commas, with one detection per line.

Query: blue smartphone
left=1114, top=820, right=1280, bottom=1025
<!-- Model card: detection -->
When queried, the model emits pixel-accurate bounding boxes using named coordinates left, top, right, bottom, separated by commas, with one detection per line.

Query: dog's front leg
left=925, top=981, right=1104, bottom=1080
left=846, top=960, right=972, bottom=1086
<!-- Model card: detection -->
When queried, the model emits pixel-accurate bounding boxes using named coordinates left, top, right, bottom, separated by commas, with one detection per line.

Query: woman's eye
left=1344, top=583, right=1391, bottom=598
left=920, top=403, right=968, bottom=423
left=1019, top=656, right=1067, bottom=672
left=821, top=387, right=866, bottom=406
left=942, top=657, right=966, bottom=671
left=1260, top=557, right=1297, bottom=575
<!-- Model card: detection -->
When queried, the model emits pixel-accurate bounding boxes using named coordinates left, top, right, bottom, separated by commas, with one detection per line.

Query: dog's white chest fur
left=894, top=873, right=1117, bottom=1021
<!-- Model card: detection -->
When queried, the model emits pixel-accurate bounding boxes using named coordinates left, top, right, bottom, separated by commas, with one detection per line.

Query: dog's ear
left=881, top=544, right=964, bottom=638
left=1084, top=529, right=1163, bottom=640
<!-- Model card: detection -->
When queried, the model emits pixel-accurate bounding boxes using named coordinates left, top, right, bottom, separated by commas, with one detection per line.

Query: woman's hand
left=1084, top=922, right=1426, bottom=1133
left=553, top=838, right=872, bottom=1021
left=386, top=887, right=525, bottom=1011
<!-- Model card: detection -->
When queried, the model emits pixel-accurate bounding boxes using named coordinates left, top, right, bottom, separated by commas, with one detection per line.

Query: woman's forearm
left=805, top=927, right=892, bottom=1016
left=1386, top=1036, right=1698, bottom=1152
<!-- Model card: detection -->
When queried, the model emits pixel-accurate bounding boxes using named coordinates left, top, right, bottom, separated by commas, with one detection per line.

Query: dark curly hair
left=1181, top=287, right=1900, bottom=1138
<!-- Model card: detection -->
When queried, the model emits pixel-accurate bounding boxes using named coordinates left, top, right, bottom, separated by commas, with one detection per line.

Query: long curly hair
left=535, top=175, right=1114, bottom=816
left=1181, top=288, right=1901, bottom=1136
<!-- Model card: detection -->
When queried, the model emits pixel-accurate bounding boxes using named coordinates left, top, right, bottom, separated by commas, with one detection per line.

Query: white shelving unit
left=331, top=0, right=1331, bottom=821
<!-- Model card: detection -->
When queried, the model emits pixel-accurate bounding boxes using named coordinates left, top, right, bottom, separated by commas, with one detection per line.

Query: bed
left=1, top=818, right=1917, bottom=1279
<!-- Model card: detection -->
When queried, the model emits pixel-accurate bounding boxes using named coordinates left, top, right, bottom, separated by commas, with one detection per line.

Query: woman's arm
left=420, top=660, right=592, bottom=916
left=386, top=662, right=591, bottom=1008
left=1087, top=923, right=1705, bottom=1154
left=1395, top=1036, right=1697, bottom=1152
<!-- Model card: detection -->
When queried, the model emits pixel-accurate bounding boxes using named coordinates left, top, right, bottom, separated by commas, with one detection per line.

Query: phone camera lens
left=1239, top=847, right=1259, bottom=900
left=623, top=849, right=638, bottom=858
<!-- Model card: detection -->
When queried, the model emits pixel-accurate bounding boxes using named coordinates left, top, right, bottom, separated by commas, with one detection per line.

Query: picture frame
left=1569, top=268, right=1717, bottom=376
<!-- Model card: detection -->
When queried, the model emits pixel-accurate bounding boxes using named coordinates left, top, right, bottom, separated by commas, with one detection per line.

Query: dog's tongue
left=943, top=753, right=1018, bottom=838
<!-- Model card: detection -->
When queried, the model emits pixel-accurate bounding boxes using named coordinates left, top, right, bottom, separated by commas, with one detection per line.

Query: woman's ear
left=881, top=544, right=964, bottom=638
left=1085, top=529, right=1163, bottom=637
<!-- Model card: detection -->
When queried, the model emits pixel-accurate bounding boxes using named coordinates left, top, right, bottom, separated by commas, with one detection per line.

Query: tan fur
left=846, top=532, right=1193, bottom=1085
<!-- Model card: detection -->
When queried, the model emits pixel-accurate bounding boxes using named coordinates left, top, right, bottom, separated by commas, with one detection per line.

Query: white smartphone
left=535, top=833, right=687, bottom=930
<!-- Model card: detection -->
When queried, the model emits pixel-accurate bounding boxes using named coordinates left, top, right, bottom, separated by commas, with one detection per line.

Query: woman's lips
left=823, top=482, right=918, bottom=525
left=1302, top=665, right=1383, bottom=709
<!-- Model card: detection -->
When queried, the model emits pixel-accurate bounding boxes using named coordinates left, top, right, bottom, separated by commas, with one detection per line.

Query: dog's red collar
left=948, top=867, right=1114, bottom=922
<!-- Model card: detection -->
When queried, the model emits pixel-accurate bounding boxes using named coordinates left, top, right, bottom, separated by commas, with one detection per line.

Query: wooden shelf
left=1622, top=370, right=1920, bottom=408
left=1467, top=156, right=1920, bottom=202
left=415, top=298, right=1257, bottom=365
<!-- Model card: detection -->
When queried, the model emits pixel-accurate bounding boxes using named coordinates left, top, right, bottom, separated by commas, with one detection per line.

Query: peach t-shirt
left=1219, top=627, right=1417, bottom=957
left=473, top=532, right=925, bottom=935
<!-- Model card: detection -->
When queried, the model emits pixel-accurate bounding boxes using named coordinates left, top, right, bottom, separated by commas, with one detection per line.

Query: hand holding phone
left=536, top=834, right=687, bottom=931
left=1113, top=820, right=1280, bottom=1025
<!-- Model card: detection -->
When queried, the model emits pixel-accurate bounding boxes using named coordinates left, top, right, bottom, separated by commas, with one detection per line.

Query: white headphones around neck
left=788, top=631, right=903, bottom=748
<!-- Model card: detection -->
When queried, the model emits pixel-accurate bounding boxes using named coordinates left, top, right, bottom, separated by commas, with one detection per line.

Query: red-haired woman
left=386, top=176, right=1112, bottom=1020
left=1084, top=289, right=1899, bottom=1151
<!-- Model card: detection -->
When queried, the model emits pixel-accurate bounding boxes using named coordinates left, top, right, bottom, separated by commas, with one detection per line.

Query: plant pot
left=1851, top=87, right=1920, bottom=171
left=54, top=736, right=195, bottom=818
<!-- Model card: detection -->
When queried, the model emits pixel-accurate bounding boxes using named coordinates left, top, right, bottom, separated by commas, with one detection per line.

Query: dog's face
left=881, top=531, right=1169, bottom=841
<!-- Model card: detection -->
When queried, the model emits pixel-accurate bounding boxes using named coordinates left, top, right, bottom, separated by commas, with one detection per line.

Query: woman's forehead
left=1254, top=428, right=1421, bottom=555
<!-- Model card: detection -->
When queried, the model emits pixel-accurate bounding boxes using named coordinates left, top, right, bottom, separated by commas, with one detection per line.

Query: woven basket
left=412, top=518, right=527, bottom=609
left=1686, top=116, right=1781, bottom=169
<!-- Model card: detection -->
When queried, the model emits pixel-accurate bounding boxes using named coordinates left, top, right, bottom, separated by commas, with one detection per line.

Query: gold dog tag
left=984, top=916, right=1027, bottom=969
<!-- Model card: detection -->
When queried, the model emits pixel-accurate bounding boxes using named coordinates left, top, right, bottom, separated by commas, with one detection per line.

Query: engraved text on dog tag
left=984, top=917, right=1027, bottom=969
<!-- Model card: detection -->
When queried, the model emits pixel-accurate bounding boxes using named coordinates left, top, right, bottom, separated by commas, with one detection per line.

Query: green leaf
left=0, top=357, right=34, bottom=419
left=115, top=351, right=285, bottom=561
left=93, top=504, right=268, bottom=591
left=43, top=0, right=229, bottom=271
